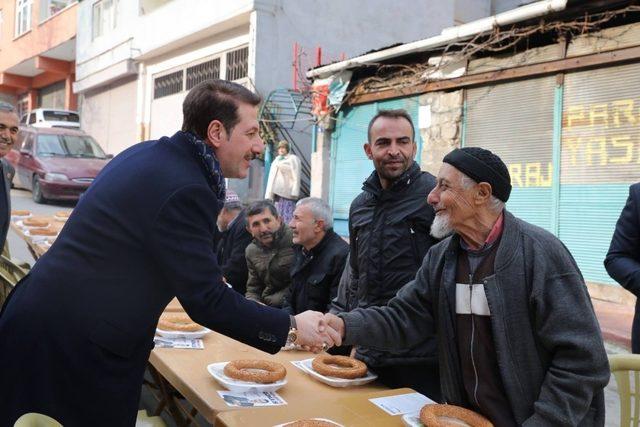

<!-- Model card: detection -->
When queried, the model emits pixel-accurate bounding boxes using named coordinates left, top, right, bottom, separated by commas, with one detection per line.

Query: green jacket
left=245, top=225, right=294, bottom=308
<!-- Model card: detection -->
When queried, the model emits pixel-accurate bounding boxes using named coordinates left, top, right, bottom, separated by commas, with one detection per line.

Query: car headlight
left=44, top=173, right=69, bottom=182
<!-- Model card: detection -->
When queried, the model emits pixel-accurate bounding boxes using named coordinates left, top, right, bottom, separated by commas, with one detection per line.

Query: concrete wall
left=79, top=76, right=138, bottom=155
left=251, top=0, right=461, bottom=95
left=455, top=0, right=491, bottom=25
left=491, top=0, right=536, bottom=14
left=75, top=0, right=138, bottom=82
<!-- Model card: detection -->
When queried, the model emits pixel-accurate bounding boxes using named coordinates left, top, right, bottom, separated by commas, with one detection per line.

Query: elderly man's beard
left=430, top=212, right=453, bottom=239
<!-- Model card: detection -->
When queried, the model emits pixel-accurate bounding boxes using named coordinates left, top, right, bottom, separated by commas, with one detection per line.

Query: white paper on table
left=153, top=336, right=204, bottom=349
left=217, top=390, right=287, bottom=407
left=369, top=392, right=434, bottom=416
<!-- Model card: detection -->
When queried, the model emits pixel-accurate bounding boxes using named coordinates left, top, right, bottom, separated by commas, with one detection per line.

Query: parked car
left=19, top=108, right=80, bottom=129
left=7, top=127, right=112, bottom=203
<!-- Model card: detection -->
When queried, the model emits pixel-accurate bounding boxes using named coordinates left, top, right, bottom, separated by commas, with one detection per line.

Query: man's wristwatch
left=286, top=315, right=298, bottom=346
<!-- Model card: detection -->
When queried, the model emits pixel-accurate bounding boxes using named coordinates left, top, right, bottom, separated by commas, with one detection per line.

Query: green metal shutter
left=330, top=96, right=423, bottom=236
left=560, top=63, right=640, bottom=285
left=465, top=77, right=557, bottom=232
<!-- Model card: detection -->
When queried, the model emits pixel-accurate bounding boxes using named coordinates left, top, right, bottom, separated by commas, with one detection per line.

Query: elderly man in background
left=324, top=147, right=609, bottom=426
left=216, top=189, right=252, bottom=295
left=245, top=199, right=294, bottom=307
left=283, top=197, right=348, bottom=315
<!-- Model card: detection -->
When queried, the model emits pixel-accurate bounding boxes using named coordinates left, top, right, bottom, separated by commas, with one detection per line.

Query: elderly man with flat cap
left=324, top=147, right=609, bottom=426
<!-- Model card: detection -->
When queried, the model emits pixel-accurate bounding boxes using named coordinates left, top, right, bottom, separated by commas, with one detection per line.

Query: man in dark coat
left=283, top=197, right=348, bottom=315
left=0, top=80, right=335, bottom=426
left=331, top=109, right=440, bottom=399
left=605, top=182, right=640, bottom=352
left=216, top=190, right=252, bottom=294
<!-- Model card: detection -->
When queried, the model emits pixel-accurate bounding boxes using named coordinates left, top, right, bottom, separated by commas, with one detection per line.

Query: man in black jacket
left=605, top=182, right=640, bottom=352
left=331, top=109, right=440, bottom=400
left=283, top=197, right=348, bottom=315
left=216, top=190, right=252, bottom=294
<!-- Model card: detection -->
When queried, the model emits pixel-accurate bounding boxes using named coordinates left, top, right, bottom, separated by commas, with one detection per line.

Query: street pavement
left=6, top=188, right=626, bottom=426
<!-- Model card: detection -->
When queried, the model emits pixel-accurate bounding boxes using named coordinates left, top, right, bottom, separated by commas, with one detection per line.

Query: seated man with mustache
left=324, top=147, right=609, bottom=426
left=245, top=199, right=294, bottom=307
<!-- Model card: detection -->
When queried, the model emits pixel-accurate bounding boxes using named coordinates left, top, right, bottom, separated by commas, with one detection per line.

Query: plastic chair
left=13, top=413, right=62, bottom=427
left=13, top=411, right=166, bottom=427
left=135, top=410, right=167, bottom=427
left=610, top=354, right=640, bottom=426
left=0, top=255, right=29, bottom=307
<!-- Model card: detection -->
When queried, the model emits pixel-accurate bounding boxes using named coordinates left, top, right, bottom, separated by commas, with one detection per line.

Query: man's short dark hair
left=246, top=200, right=278, bottom=219
left=367, top=109, right=415, bottom=143
left=181, top=79, right=261, bottom=139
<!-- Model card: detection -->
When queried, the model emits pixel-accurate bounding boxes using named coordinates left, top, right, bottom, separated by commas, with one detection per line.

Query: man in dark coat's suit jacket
left=606, top=182, right=640, bottom=352
left=0, top=81, right=332, bottom=426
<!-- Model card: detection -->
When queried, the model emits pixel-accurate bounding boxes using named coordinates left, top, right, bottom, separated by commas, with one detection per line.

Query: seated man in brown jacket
left=245, top=200, right=294, bottom=307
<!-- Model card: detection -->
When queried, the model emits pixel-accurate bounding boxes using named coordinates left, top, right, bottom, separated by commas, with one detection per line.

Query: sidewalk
left=592, top=298, right=634, bottom=352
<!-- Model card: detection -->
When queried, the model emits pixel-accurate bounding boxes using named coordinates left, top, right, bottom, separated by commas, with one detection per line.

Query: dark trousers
left=374, top=362, right=441, bottom=403
left=633, top=299, right=640, bottom=354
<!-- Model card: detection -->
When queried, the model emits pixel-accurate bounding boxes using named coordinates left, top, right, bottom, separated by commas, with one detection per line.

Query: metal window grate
left=186, top=58, right=220, bottom=90
left=154, top=70, right=184, bottom=99
left=226, top=47, right=248, bottom=81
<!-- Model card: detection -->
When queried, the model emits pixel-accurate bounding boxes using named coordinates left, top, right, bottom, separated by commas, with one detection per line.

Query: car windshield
left=42, top=111, right=80, bottom=123
left=36, top=134, right=107, bottom=159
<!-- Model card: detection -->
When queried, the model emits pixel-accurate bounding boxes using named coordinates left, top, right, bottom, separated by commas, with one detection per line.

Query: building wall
left=418, top=91, right=463, bottom=176
left=252, top=0, right=461, bottom=95
left=0, top=1, right=77, bottom=71
left=79, top=76, right=138, bottom=155
left=141, top=25, right=250, bottom=140
left=491, top=0, right=535, bottom=14
left=75, top=0, right=138, bottom=82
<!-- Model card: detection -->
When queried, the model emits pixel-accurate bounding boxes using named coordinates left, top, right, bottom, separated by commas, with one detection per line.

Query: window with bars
left=15, top=0, right=32, bottom=37
left=153, top=70, right=184, bottom=99
left=226, top=47, right=248, bottom=81
left=186, top=58, right=220, bottom=90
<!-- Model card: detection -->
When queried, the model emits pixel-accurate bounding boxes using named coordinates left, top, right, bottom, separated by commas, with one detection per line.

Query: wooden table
left=10, top=213, right=68, bottom=259
left=215, top=387, right=418, bottom=427
left=148, top=330, right=387, bottom=425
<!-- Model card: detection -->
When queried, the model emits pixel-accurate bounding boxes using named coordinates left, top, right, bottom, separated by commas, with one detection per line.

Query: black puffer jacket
left=345, top=161, right=438, bottom=367
left=283, top=229, right=348, bottom=315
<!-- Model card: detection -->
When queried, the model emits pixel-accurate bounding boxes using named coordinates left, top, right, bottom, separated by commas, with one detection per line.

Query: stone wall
left=418, top=90, right=463, bottom=175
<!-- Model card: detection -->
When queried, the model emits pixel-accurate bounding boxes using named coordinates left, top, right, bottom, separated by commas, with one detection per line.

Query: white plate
left=16, top=220, right=51, bottom=230
left=23, top=230, right=57, bottom=242
left=402, top=411, right=423, bottom=427
left=274, top=419, right=344, bottom=427
left=155, top=327, right=211, bottom=339
left=11, top=213, right=32, bottom=221
left=207, top=361, right=287, bottom=392
left=293, top=358, right=377, bottom=387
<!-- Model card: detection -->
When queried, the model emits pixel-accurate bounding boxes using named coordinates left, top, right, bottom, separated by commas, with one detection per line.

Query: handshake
left=292, top=311, right=346, bottom=353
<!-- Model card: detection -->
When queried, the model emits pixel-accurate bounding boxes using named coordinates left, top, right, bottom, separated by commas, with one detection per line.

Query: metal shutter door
left=465, top=77, right=556, bottom=232
left=560, top=63, right=640, bottom=285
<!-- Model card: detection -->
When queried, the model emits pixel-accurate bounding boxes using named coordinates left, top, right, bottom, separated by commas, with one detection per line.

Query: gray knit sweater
left=341, top=211, right=609, bottom=426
